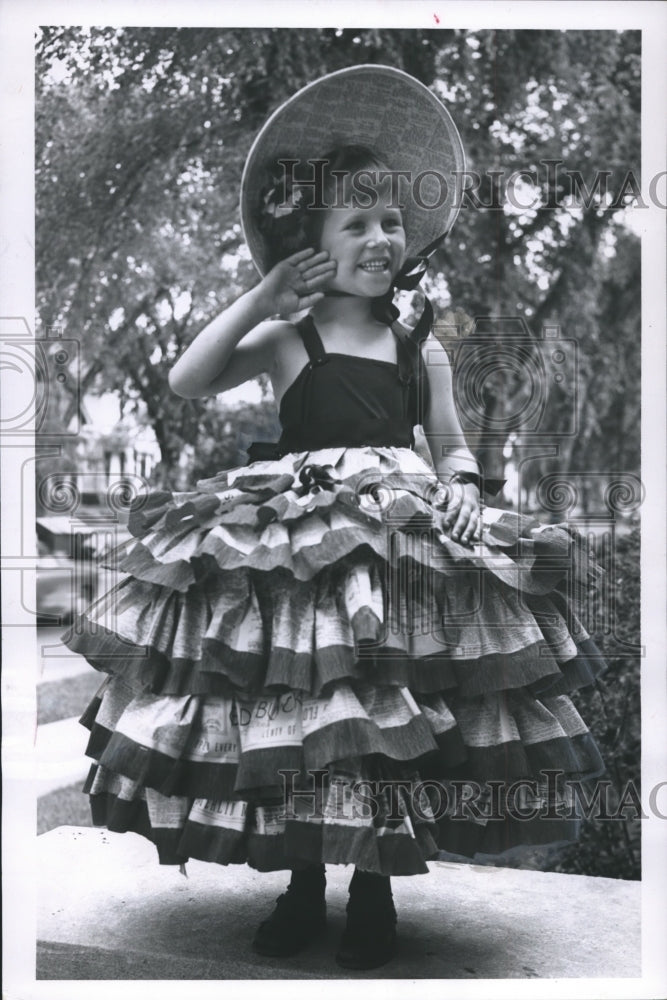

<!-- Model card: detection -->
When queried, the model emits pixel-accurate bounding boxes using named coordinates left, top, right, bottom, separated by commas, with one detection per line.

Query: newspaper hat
left=241, top=64, right=465, bottom=276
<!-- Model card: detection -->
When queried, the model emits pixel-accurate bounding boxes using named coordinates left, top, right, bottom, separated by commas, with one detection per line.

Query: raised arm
left=169, top=287, right=281, bottom=399
left=169, top=248, right=336, bottom=399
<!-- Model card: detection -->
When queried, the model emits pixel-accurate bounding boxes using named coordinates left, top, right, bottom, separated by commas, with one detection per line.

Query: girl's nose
left=366, top=225, right=390, bottom=247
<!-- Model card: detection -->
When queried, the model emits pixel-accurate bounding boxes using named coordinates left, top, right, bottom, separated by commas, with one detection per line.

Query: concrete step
left=34, top=716, right=90, bottom=797
left=36, top=826, right=641, bottom=982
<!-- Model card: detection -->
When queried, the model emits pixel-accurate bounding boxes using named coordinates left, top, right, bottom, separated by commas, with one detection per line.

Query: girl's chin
left=324, top=274, right=395, bottom=298
left=359, top=273, right=394, bottom=296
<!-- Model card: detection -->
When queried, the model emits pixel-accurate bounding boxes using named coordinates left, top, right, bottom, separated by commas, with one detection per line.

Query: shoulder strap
left=392, top=328, right=415, bottom=386
left=296, top=314, right=327, bottom=365
left=392, top=319, right=431, bottom=425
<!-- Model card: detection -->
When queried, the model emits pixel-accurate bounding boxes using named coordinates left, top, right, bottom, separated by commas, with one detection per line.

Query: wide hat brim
left=241, top=64, right=466, bottom=276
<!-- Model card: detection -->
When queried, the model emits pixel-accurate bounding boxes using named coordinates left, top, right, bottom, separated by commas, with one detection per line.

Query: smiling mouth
left=358, top=259, right=391, bottom=272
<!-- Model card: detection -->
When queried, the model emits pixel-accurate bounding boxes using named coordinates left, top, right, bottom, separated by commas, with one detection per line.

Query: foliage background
left=35, top=26, right=642, bottom=878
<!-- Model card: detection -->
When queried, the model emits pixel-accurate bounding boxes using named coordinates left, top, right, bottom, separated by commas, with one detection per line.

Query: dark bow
left=298, top=464, right=339, bottom=493
left=371, top=232, right=448, bottom=343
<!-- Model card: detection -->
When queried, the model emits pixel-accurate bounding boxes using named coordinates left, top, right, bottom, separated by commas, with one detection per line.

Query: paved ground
left=35, top=825, right=641, bottom=982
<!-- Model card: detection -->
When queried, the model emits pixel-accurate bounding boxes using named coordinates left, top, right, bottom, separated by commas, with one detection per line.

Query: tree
left=36, top=27, right=640, bottom=492
left=428, top=30, right=641, bottom=489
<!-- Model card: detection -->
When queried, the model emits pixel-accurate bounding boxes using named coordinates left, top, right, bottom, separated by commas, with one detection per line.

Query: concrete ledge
left=37, top=827, right=641, bottom=981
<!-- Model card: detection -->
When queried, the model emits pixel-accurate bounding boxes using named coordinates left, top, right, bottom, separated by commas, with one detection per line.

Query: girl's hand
left=258, top=248, right=337, bottom=318
left=439, top=481, right=481, bottom=545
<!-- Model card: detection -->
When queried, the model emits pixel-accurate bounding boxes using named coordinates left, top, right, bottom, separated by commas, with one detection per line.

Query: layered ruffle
left=64, top=446, right=606, bottom=874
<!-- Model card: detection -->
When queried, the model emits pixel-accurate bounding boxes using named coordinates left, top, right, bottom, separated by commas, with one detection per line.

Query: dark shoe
left=253, top=890, right=327, bottom=957
left=335, top=920, right=397, bottom=970
left=335, top=871, right=397, bottom=970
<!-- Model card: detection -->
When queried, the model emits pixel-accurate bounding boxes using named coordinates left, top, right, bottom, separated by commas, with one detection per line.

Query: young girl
left=66, top=66, right=605, bottom=971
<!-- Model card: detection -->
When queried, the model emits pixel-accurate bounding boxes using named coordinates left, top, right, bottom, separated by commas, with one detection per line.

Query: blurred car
left=36, top=545, right=94, bottom=627
left=36, top=515, right=130, bottom=627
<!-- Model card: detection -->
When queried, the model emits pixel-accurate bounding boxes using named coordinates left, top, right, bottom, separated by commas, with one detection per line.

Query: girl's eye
left=345, top=220, right=365, bottom=232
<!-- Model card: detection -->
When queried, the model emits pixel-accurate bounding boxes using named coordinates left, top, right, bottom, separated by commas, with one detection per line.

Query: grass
left=37, top=672, right=103, bottom=725
left=37, top=782, right=94, bottom=835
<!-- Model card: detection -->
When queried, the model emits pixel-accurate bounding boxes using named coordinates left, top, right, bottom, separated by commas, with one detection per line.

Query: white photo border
left=2, top=2, right=665, bottom=998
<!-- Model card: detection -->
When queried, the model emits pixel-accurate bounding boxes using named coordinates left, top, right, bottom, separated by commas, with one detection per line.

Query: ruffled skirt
left=64, top=446, right=606, bottom=875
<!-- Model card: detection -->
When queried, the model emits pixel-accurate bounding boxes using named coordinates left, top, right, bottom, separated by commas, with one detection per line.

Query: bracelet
left=449, top=470, right=506, bottom=497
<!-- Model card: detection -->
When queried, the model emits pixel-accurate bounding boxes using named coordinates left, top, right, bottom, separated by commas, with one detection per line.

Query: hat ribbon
left=371, top=231, right=448, bottom=343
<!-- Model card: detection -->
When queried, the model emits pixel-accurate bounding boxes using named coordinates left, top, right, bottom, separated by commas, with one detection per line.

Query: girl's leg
left=252, top=863, right=327, bottom=957
left=335, top=867, right=397, bottom=970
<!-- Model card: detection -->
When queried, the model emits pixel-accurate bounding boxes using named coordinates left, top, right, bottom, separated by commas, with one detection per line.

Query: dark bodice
left=246, top=315, right=428, bottom=459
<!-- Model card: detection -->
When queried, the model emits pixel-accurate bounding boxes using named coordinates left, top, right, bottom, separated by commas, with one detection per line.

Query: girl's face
left=318, top=200, right=406, bottom=298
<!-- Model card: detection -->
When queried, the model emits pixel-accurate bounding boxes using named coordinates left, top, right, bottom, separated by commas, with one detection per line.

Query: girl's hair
left=257, top=143, right=394, bottom=270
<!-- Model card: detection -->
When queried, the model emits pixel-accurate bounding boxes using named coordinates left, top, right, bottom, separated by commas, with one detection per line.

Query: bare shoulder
left=392, top=321, right=451, bottom=364
left=420, top=330, right=452, bottom=363
left=205, top=318, right=300, bottom=394
left=256, top=317, right=307, bottom=373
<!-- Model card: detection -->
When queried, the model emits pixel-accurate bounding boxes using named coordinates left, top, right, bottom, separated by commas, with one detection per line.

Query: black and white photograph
left=2, top=2, right=666, bottom=997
